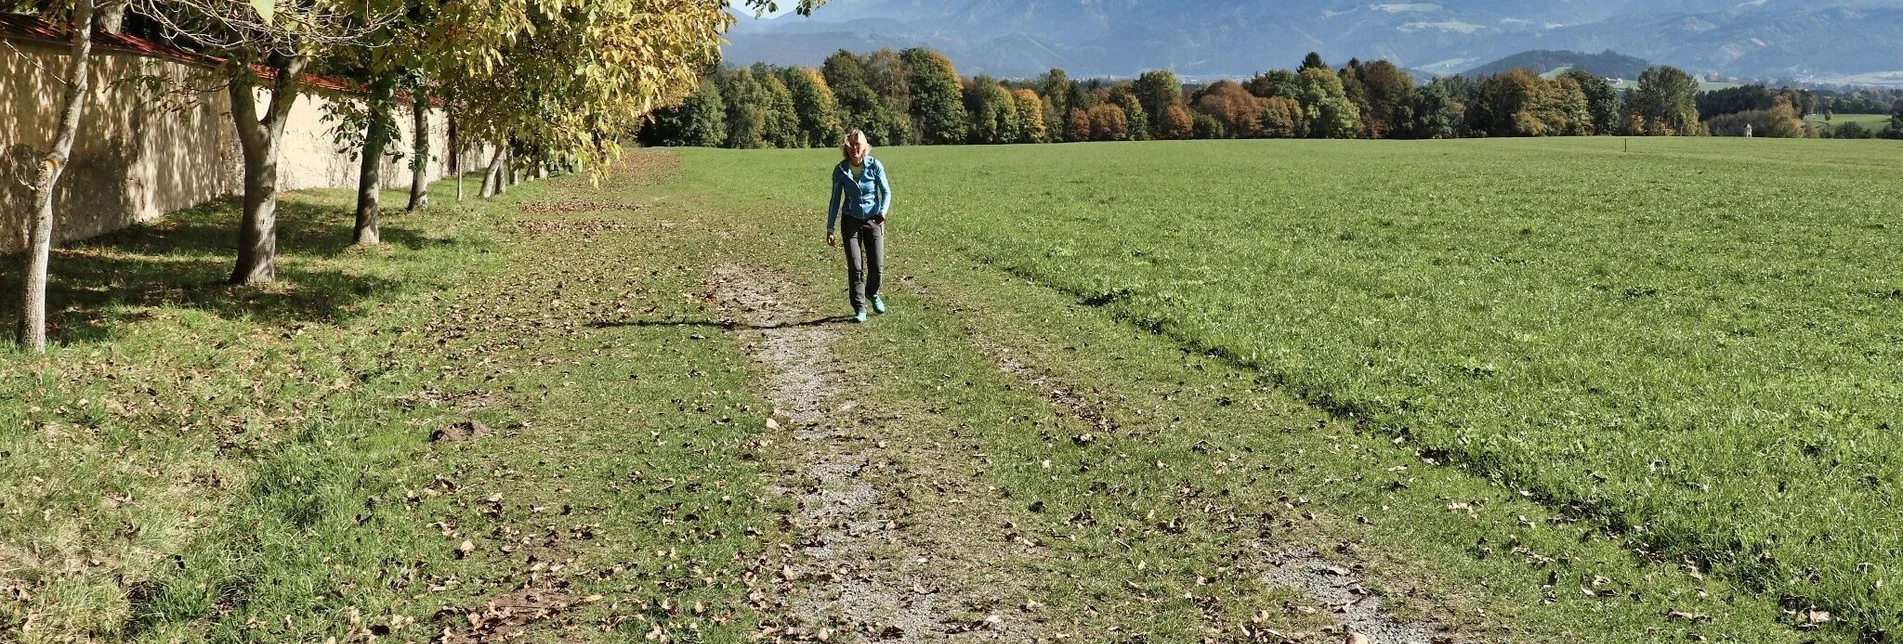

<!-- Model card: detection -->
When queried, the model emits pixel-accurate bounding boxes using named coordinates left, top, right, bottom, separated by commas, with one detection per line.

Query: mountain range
left=721, top=0, right=1903, bottom=84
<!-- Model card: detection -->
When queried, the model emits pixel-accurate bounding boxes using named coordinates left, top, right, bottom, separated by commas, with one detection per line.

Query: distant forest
left=640, top=48, right=1903, bottom=148
left=1464, top=50, right=1653, bottom=80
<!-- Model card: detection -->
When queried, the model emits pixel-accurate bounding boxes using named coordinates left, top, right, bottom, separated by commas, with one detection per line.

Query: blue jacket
left=828, top=157, right=891, bottom=232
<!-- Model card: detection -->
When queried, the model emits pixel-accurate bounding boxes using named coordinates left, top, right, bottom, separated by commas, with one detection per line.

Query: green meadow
left=676, top=137, right=1903, bottom=635
left=8, top=137, right=1902, bottom=642
left=1807, top=113, right=1895, bottom=131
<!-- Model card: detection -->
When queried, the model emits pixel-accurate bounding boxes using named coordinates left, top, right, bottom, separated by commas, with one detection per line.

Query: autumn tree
left=1193, top=81, right=1263, bottom=138
left=1355, top=60, right=1415, bottom=138
left=1011, top=88, right=1047, bottom=143
left=1068, top=108, right=1093, bottom=142
left=901, top=48, right=966, bottom=144
left=1260, top=96, right=1304, bottom=138
left=15, top=0, right=128, bottom=352
left=1085, top=103, right=1128, bottom=141
left=1159, top=104, right=1194, bottom=140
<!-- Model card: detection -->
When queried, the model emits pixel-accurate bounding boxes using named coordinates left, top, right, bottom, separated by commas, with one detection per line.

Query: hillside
left=722, top=0, right=1903, bottom=82
left=1463, top=50, right=1651, bottom=80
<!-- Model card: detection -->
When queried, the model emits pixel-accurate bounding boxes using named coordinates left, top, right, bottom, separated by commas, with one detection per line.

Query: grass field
left=674, top=137, right=1903, bottom=637
left=6, top=137, right=1900, bottom=642
left=1807, top=113, right=1895, bottom=131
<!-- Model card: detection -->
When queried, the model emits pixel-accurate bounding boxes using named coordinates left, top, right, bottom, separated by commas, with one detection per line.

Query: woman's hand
left=826, top=232, right=837, bottom=247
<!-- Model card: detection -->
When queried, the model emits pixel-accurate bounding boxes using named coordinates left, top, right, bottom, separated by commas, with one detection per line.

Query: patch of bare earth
left=707, top=265, right=1019, bottom=643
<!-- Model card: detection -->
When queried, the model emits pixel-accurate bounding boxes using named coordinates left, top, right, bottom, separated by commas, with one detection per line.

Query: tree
left=781, top=67, right=844, bottom=148
left=1193, top=81, right=1264, bottom=138
left=1355, top=60, right=1415, bottom=139
left=824, top=49, right=909, bottom=146
left=1246, top=69, right=1301, bottom=101
left=1629, top=65, right=1702, bottom=136
left=1561, top=69, right=1619, bottom=135
left=1159, top=104, right=1194, bottom=140
left=1110, top=84, right=1149, bottom=141
left=643, top=78, right=727, bottom=147
left=757, top=71, right=801, bottom=148
left=1191, top=112, right=1224, bottom=139
left=863, top=48, right=911, bottom=123
left=16, top=0, right=128, bottom=352
left=404, top=76, right=431, bottom=212
left=1300, top=52, right=1327, bottom=71
left=1068, top=108, right=1093, bottom=142
left=1085, top=103, right=1128, bottom=141
left=1409, top=77, right=1464, bottom=139
left=317, top=0, right=456, bottom=245
left=901, top=48, right=966, bottom=144
left=1036, top=68, right=1074, bottom=141
left=721, top=71, right=767, bottom=148
left=1011, top=89, right=1048, bottom=143
left=1832, top=121, right=1871, bottom=139
left=1298, top=67, right=1360, bottom=139
left=1133, top=70, right=1182, bottom=138
left=133, top=0, right=380, bottom=284
left=1892, top=99, right=1903, bottom=130
left=962, top=77, right=1018, bottom=144
left=1763, top=95, right=1807, bottom=137
left=1260, top=96, right=1304, bottom=138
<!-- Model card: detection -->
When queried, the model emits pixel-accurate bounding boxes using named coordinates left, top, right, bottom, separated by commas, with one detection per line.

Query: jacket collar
left=839, top=156, right=876, bottom=175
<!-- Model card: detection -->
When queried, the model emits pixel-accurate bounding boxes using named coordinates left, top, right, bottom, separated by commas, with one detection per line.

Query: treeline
left=1815, top=87, right=1903, bottom=115
left=642, top=49, right=1770, bottom=148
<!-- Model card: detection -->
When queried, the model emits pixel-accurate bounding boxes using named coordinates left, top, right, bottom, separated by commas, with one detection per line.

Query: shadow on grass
left=589, top=315, right=856, bottom=331
left=0, top=196, right=449, bottom=345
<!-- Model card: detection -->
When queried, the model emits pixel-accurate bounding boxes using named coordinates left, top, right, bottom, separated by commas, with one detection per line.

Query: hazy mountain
left=1465, top=50, right=1652, bottom=80
left=721, top=0, right=1903, bottom=84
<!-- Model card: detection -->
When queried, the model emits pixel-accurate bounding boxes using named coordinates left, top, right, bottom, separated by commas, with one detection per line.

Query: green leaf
left=248, top=0, right=274, bottom=24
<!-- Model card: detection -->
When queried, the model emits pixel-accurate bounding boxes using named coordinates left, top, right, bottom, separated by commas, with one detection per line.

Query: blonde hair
left=840, top=129, right=870, bottom=161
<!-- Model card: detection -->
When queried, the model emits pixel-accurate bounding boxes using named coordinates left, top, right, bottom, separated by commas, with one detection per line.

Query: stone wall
left=1, top=36, right=478, bottom=251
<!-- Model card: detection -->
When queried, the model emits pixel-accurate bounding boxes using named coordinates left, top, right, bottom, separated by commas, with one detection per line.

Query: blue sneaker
left=853, top=308, right=868, bottom=323
left=872, top=295, right=887, bottom=314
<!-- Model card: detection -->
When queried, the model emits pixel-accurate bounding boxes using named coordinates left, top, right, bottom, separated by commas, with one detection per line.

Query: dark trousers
left=841, top=216, right=885, bottom=311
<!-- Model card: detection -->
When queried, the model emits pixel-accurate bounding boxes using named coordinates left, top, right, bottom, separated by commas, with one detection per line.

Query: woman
left=826, top=130, right=892, bottom=323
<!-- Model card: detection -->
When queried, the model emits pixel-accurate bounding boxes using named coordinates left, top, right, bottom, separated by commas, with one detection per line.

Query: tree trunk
left=479, top=145, right=504, bottom=198
left=353, top=73, right=397, bottom=246
left=448, top=114, right=463, bottom=202
left=406, top=81, right=430, bottom=212
left=229, top=55, right=308, bottom=286
left=499, top=148, right=513, bottom=194
left=17, top=0, right=98, bottom=353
